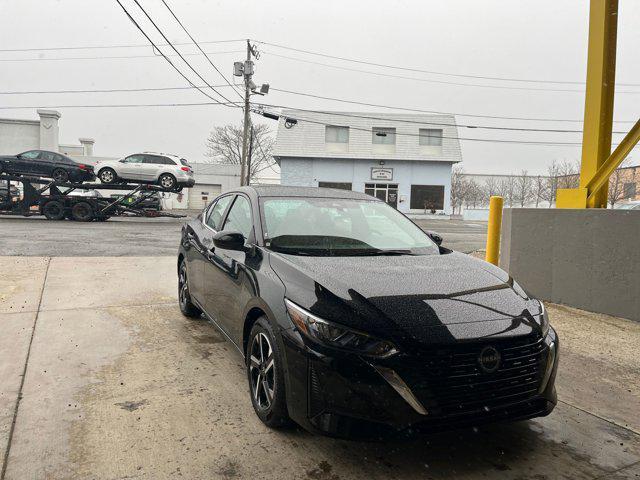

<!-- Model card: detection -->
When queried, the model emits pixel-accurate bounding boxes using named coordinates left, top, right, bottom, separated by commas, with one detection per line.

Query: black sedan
left=177, top=186, right=559, bottom=437
left=0, top=150, right=95, bottom=183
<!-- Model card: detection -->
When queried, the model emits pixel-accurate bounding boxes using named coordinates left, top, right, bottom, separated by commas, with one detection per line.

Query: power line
left=2, top=82, right=635, bottom=129
left=261, top=50, right=640, bottom=94
left=0, top=101, right=235, bottom=109
left=253, top=102, right=631, bottom=135
left=254, top=39, right=640, bottom=87
left=158, top=0, right=244, bottom=101
left=255, top=107, right=603, bottom=147
left=0, top=39, right=245, bottom=52
left=266, top=88, right=637, bottom=124
left=128, top=0, right=239, bottom=106
left=114, top=0, right=233, bottom=108
left=0, top=50, right=243, bottom=62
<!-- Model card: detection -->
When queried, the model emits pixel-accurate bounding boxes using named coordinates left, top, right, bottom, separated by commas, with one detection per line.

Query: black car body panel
left=178, top=186, right=558, bottom=437
left=0, top=150, right=95, bottom=182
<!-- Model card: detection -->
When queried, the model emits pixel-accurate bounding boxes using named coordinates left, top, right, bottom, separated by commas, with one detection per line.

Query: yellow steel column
left=580, top=0, right=618, bottom=208
left=485, top=196, right=503, bottom=266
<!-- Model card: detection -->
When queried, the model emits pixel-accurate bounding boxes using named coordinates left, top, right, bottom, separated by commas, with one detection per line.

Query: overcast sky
left=0, top=0, right=638, bottom=175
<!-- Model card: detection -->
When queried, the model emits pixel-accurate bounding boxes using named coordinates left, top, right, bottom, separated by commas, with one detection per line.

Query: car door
left=12, top=150, right=41, bottom=175
left=193, top=194, right=234, bottom=314
left=119, top=154, right=145, bottom=180
left=203, top=194, right=255, bottom=342
left=36, top=151, right=58, bottom=177
left=141, top=155, right=165, bottom=182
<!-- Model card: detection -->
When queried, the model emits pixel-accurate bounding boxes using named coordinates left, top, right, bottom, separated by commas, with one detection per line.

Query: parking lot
left=1, top=216, right=639, bottom=479
left=0, top=214, right=487, bottom=256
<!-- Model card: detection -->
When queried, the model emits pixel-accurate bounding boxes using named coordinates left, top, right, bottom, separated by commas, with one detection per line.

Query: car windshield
left=260, top=197, right=439, bottom=256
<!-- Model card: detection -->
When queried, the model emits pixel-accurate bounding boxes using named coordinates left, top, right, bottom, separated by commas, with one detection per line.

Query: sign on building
left=371, top=168, right=393, bottom=181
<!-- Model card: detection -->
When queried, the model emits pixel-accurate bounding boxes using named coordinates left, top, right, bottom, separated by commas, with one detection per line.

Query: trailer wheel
left=52, top=168, right=69, bottom=183
left=71, top=201, right=94, bottom=222
left=42, top=200, right=65, bottom=221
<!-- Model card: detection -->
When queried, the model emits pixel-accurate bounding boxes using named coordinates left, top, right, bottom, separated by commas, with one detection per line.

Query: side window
left=40, top=151, right=56, bottom=162
left=124, top=155, right=144, bottom=164
left=20, top=150, right=41, bottom=159
left=223, top=196, right=253, bottom=239
left=205, top=195, right=233, bottom=231
left=55, top=154, right=73, bottom=164
left=142, top=155, right=160, bottom=164
left=162, top=156, right=176, bottom=165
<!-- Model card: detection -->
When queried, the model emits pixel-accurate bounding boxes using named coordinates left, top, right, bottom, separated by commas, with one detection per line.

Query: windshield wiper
left=349, top=248, right=415, bottom=256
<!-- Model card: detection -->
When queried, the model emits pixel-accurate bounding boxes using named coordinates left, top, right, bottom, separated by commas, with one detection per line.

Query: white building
left=273, top=110, right=462, bottom=214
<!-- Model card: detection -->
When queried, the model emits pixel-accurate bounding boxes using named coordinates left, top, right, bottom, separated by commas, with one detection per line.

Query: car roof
left=234, top=185, right=380, bottom=201
left=141, top=151, right=182, bottom=159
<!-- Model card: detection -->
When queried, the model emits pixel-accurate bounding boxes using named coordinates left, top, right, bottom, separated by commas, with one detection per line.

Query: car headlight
left=539, top=301, right=549, bottom=338
left=284, top=299, right=398, bottom=358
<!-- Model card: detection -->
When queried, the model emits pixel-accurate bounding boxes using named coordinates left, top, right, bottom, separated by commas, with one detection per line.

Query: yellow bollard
left=485, top=196, right=504, bottom=266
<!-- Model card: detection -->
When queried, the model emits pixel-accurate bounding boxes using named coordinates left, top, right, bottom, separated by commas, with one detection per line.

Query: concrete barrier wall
left=500, top=208, right=640, bottom=322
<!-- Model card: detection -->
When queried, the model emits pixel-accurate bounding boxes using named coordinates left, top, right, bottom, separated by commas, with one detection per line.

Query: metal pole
left=240, top=39, right=252, bottom=187
left=485, top=196, right=503, bottom=266
left=246, top=125, right=254, bottom=185
left=579, top=0, right=618, bottom=208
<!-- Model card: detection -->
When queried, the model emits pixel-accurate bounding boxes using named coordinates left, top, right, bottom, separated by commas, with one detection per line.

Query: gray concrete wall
left=500, top=208, right=640, bottom=322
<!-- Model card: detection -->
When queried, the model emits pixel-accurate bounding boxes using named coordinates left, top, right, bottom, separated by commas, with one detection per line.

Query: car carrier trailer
left=0, top=173, right=187, bottom=221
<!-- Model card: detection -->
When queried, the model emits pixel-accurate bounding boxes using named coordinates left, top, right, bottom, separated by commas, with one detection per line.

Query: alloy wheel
left=178, top=262, right=189, bottom=306
left=100, top=169, right=114, bottom=183
left=160, top=174, right=176, bottom=189
left=249, top=332, right=275, bottom=410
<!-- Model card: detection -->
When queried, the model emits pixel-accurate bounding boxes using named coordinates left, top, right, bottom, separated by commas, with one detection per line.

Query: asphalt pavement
left=0, top=214, right=487, bottom=256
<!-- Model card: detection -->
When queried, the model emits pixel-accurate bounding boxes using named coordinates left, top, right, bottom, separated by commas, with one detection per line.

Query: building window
left=624, top=182, right=636, bottom=198
left=325, top=126, right=349, bottom=153
left=419, top=129, right=443, bottom=146
left=372, top=127, right=396, bottom=154
left=372, top=127, right=396, bottom=145
left=410, top=185, right=444, bottom=210
left=365, top=183, right=399, bottom=208
left=318, top=182, right=352, bottom=191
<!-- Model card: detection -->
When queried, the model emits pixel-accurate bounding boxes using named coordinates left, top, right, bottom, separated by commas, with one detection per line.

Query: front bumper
left=281, top=327, right=559, bottom=438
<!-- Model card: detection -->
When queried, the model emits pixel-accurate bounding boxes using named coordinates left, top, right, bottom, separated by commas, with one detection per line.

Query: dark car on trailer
left=0, top=150, right=95, bottom=183
left=177, top=186, right=559, bottom=437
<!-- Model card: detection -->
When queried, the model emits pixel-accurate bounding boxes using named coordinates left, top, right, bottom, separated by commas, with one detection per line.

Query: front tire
left=178, top=260, right=202, bottom=318
left=98, top=168, right=117, bottom=184
left=158, top=173, right=177, bottom=190
left=247, top=318, right=291, bottom=428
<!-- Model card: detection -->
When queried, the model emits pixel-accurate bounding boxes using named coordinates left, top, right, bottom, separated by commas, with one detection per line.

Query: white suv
left=95, top=152, right=195, bottom=190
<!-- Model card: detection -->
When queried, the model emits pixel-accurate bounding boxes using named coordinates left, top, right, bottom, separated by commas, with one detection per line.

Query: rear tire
left=178, top=260, right=202, bottom=318
left=71, top=201, right=94, bottom=222
left=158, top=173, right=177, bottom=190
left=42, top=200, right=65, bottom=220
left=98, top=168, right=117, bottom=184
left=247, top=318, right=291, bottom=429
left=52, top=168, right=69, bottom=183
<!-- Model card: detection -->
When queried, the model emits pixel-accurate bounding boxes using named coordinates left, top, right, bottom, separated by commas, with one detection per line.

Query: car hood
left=269, top=250, right=543, bottom=346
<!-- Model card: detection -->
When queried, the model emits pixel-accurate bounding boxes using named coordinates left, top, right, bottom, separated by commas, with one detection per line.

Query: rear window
left=180, top=158, right=191, bottom=167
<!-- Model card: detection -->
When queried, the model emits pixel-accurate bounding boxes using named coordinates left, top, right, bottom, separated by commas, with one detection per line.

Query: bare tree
left=464, top=180, right=484, bottom=209
left=608, top=159, right=633, bottom=208
left=483, top=177, right=500, bottom=206
left=532, top=175, right=547, bottom=207
left=204, top=123, right=275, bottom=182
left=514, top=170, right=533, bottom=207
left=450, top=166, right=469, bottom=214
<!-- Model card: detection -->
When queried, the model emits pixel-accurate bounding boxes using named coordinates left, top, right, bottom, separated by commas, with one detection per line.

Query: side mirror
left=426, top=230, right=443, bottom=246
left=212, top=230, right=247, bottom=251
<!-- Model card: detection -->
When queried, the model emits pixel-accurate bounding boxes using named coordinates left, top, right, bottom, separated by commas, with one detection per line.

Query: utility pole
left=240, top=39, right=252, bottom=186
left=246, top=125, right=254, bottom=186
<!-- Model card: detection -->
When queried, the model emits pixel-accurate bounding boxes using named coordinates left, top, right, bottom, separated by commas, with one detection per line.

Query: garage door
left=188, top=184, right=222, bottom=210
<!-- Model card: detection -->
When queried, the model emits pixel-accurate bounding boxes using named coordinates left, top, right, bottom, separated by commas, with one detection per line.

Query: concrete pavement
left=1, top=256, right=639, bottom=479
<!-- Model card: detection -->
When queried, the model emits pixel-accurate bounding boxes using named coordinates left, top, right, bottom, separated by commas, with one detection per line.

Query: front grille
left=392, top=334, right=547, bottom=417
